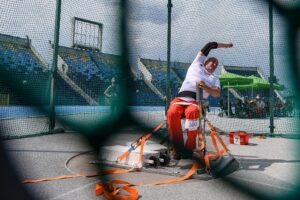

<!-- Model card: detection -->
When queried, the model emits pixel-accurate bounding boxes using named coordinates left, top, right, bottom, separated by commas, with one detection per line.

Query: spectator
left=255, top=95, right=266, bottom=118
left=104, top=77, right=120, bottom=115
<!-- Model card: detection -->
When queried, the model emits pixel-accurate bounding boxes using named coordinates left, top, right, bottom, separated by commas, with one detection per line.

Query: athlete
left=167, top=41, right=233, bottom=159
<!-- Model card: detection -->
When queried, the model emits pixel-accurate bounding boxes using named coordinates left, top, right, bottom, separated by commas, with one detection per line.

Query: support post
left=269, top=1, right=275, bottom=135
left=49, top=0, right=62, bottom=132
left=166, top=0, right=172, bottom=114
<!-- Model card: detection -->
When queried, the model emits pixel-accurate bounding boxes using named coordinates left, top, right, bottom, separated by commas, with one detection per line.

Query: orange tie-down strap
left=22, top=168, right=135, bottom=184
left=23, top=162, right=199, bottom=200
left=203, top=119, right=230, bottom=171
left=117, top=122, right=165, bottom=162
left=95, top=162, right=199, bottom=200
left=22, top=121, right=166, bottom=184
left=22, top=121, right=201, bottom=200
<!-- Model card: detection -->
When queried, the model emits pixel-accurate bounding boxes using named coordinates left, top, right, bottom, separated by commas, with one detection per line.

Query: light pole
left=269, top=0, right=275, bottom=135
left=49, top=0, right=62, bottom=132
left=166, top=0, right=172, bottom=114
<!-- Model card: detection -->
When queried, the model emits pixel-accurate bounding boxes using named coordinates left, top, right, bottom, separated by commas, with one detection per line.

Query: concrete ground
left=2, top=128, right=300, bottom=200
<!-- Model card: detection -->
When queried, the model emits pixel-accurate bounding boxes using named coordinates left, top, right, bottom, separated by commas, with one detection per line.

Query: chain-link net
left=0, top=0, right=124, bottom=139
left=0, top=0, right=300, bottom=199
left=0, top=0, right=55, bottom=139
left=127, top=0, right=299, bottom=135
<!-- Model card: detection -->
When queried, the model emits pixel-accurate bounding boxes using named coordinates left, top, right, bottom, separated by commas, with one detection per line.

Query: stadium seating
left=140, top=58, right=183, bottom=98
left=0, top=37, right=50, bottom=105
left=0, top=33, right=223, bottom=107
left=89, top=51, right=122, bottom=81
left=0, top=34, right=88, bottom=105
left=55, top=74, right=87, bottom=105
left=172, top=61, right=189, bottom=81
left=129, top=78, right=164, bottom=106
left=59, top=47, right=164, bottom=106
left=58, top=47, right=105, bottom=101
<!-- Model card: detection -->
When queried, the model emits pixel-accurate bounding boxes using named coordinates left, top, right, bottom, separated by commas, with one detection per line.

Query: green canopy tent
left=222, top=75, right=284, bottom=117
left=219, top=72, right=253, bottom=85
left=219, top=72, right=253, bottom=117
left=223, top=75, right=284, bottom=94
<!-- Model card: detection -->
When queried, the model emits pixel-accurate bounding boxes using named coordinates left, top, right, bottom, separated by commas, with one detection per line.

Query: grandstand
left=2, top=32, right=283, bottom=111
left=56, top=45, right=165, bottom=106
left=0, top=33, right=94, bottom=107
left=140, top=58, right=183, bottom=99
left=0, top=32, right=168, bottom=109
left=57, top=46, right=104, bottom=104
left=1, top=31, right=222, bottom=113
left=0, top=33, right=50, bottom=105
left=129, top=79, right=164, bottom=106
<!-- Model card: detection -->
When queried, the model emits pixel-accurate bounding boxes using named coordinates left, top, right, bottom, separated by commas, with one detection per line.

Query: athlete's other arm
left=198, top=80, right=221, bottom=98
left=198, top=42, right=233, bottom=56
left=104, top=85, right=112, bottom=98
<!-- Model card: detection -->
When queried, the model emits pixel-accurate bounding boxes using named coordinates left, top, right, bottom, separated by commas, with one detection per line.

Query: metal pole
left=269, top=1, right=275, bottom=135
left=196, top=85, right=206, bottom=146
left=228, top=82, right=230, bottom=117
left=49, top=0, right=62, bottom=132
left=166, top=0, right=172, bottom=114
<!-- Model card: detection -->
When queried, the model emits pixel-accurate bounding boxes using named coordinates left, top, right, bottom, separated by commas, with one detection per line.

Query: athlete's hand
left=218, top=42, right=233, bottom=48
left=198, top=80, right=208, bottom=90
left=225, top=42, right=233, bottom=48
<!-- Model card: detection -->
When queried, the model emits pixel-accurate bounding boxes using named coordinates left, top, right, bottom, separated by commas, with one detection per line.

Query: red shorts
left=167, top=97, right=200, bottom=151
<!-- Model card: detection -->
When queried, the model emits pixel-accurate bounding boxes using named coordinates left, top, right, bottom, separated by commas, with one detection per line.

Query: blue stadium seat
left=0, top=36, right=88, bottom=105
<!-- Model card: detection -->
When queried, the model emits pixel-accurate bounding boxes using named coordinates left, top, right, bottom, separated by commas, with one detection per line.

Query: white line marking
left=47, top=180, right=99, bottom=200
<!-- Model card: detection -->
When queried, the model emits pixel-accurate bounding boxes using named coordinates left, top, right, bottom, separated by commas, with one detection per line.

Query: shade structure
left=219, top=72, right=253, bottom=85
left=220, top=73, right=284, bottom=117
left=219, top=72, right=253, bottom=117
left=223, top=75, right=284, bottom=90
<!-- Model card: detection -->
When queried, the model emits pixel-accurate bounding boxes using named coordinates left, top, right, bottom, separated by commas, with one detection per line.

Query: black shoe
left=172, top=152, right=182, bottom=160
left=193, top=149, right=206, bottom=165
left=180, top=151, right=193, bottom=159
left=196, top=166, right=207, bottom=174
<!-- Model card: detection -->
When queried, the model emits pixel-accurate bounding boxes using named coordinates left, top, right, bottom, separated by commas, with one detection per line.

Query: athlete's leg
left=167, top=98, right=185, bottom=152
left=184, top=103, right=200, bottom=151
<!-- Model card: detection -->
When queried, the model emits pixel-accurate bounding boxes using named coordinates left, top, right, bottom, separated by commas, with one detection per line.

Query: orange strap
left=118, top=122, right=165, bottom=162
left=198, top=127, right=206, bottom=151
left=144, top=162, right=199, bottom=186
left=96, top=180, right=139, bottom=200
left=23, top=122, right=165, bottom=184
left=95, top=162, right=199, bottom=200
left=96, top=135, right=199, bottom=200
left=22, top=168, right=135, bottom=184
left=22, top=174, right=83, bottom=183
left=202, top=119, right=230, bottom=171
left=23, top=121, right=199, bottom=200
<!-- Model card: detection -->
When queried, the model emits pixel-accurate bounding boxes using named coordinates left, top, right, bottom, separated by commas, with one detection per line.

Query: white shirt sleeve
left=191, top=54, right=206, bottom=66
left=214, top=78, right=221, bottom=88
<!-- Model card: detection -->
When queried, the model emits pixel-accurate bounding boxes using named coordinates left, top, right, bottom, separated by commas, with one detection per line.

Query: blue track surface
left=0, top=106, right=166, bottom=119
left=0, top=106, right=222, bottom=120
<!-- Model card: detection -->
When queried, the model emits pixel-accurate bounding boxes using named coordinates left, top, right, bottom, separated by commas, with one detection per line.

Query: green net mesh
left=127, top=0, right=299, bottom=135
left=0, top=0, right=123, bottom=138
left=0, top=0, right=300, bottom=199
left=0, top=0, right=299, bottom=138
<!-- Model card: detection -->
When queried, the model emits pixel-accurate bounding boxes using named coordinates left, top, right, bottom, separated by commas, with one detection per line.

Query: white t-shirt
left=178, top=54, right=220, bottom=101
